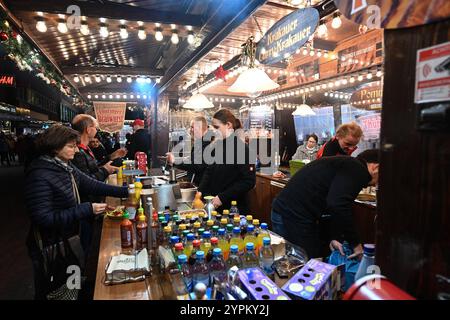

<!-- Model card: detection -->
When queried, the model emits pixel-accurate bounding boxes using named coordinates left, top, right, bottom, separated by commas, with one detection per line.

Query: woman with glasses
left=24, top=125, right=128, bottom=299
left=198, top=109, right=256, bottom=214
left=292, top=134, right=320, bottom=162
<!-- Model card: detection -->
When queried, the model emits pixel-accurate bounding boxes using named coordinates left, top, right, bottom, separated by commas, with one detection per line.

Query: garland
left=0, top=10, right=75, bottom=97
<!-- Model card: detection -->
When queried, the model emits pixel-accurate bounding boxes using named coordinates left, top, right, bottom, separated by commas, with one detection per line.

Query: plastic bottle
left=134, top=177, right=143, bottom=203
left=181, top=230, right=190, bottom=245
left=189, top=239, right=201, bottom=266
left=162, top=226, right=172, bottom=249
left=259, top=237, right=275, bottom=279
left=200, top=231, right=212, bottom=254
left=217, top=228, right=230, bottom=261
left=163, top=206, right=171, bottom=223
left=209, top=248, right=227, bottom=284
left=150, top=212, right=159, bottom=250
left=192, top=221, right=201, bottom=239
left=192, top=251, right=210, bottom=288
left=233, top=216, right=241, bottom=230
left=214, top=214, right=222, bottom=227
left=174, top=243, right=185, bottom=260
left=256, top=223, right=270, bottom=253
left=117, top=165, right=123, bottom=186
left=211, top=225, right=219, bottom=238
left=243, top=225, right=258, bottom=254
left=206, top=219, right=214, bottom=231
left=184, top=233, right=195, bottom=257
left=354, top=244, right=376, bottom=281
left=222, top=209, right=230, bottom=223
left=229, top=227, right=244, bottom=253
left=226, top=245, right=243, bottom=269
left=136, top=214, right=148, bottom=250
left=126, top=184, right=138, bottom=220
left=170, top=235, right=180, bottom=252
left=178, top=254, right=193, bottom=292
left=220, top=218, right=228, bottom=230
left=229, top=201, right=239, bottom=216
left=207, top=237, right=219, bottom=263
left=120, top=211, right=134, bottom=254
left=226, top=224, right=234, bottom=242
left=242, top=242, right=259, bottom=268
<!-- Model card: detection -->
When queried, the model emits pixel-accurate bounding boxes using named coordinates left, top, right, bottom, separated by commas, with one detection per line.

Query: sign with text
left=350, top=82, right=382, bottom=107
left=357, top=113, right=381, bottom=140
left=93, top=101, right=126, bottom=133
left=256, top=8, right=319, bottom=65
left=415, top=41, right=450, bottom=104
left=338, top=34, right=383, bottom=73
left=0, top=74, right=16, bottom=87
left=333, top=0, right=450, bottom=29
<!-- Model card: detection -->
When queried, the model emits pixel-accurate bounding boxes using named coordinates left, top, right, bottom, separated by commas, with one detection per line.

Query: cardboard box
left=238, top=267, right=290, bottom=300
left=281, top=259, right=341, bottom=300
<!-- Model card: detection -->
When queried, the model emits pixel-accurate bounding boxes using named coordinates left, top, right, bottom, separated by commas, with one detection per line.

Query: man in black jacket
left=166, top=116, right=212, bottom=186
left=271, top=150, right=379, bottom=259
left=127, top=118, right=151, bottom=160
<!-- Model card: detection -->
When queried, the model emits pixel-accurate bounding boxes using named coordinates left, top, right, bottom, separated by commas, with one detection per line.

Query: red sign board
left=0, top=74, right=16, bottom=87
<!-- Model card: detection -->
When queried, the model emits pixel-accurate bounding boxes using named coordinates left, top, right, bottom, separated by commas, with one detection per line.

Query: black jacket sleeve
left=72, top=151, right=109, bottom=182
left=198, top=164, right=213, bottom=194
left=25, top=171, right=93, bottom=229
left=217, top=162, right=256, bottom=205
left=73, top=166, right=128, bottom=198
left=326, top=162, right=370, bottom=246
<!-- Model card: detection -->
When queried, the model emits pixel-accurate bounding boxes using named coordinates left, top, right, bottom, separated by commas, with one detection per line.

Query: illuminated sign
left=256, top=8, right=319, bottom=65
left=350, top=82, right=382, bottom=108
left=0, top=74, right=16, bottom=87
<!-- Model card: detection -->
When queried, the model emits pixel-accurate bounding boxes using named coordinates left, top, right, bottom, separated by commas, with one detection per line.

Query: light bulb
left=317, top=51, right=322, bottom=57
left=303, top=49, right=308, bottom=55
left=146, top=78, right=151, bottom=84
left=350, top=77, right=355, bottom=83
left=156, top=78, right=161, bottom=84
left=324, top=92, right=328, bottom=96
left=309, top=50, right=315, bottom=56
left=120, top=26, right=128, bottom=39
left=100, top=25, right=109, bottom=38
left=36, top=20, right=47, bottom=33
left=127, top=77, right=132, bottom=83
left=155, top=28, right=163, bottom=41
left=94, top=95, right=98, bottom=99
left=106, top=76, right=112, bottom=83
left=317, top=23, right=328, bottom=37
left=187, top=31, right=194, bottom=44
left=138, top=28, right=146, bottom=40
left=376, top=71, right=383, bottom=77
left=102, top=95, right=106, bottom=99
left=57, top=20, right=68, bottom=33
left=171, top=31, right=179, bottom=44
left=331, top=15, right=342, bottom=29
left=80, top=23, right=90, bottom=36
left=74, top=76, right=80, bottom=83
left=109, top=95, right=113, bottom=99
left=117, top=76, right=122, bottom=83
left=84, top=76, right=91, bottom=82
left=116, top=95, right=120, bottom=99
left=358, top=75, right=363, bottom=81
left=87, top=94, right=92, bottom=99
left=367, top=73, right=373, bottom=79
left=137, top=95, right=141, bottom=99
left=95, top=76, right=101, bottom=83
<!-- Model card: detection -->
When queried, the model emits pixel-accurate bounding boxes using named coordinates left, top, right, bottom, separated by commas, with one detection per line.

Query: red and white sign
left=93, top=101, right=126, bottom=133
left=415, top=41, right=450, bottom=104
left=357, top=113, right=381, bottom=140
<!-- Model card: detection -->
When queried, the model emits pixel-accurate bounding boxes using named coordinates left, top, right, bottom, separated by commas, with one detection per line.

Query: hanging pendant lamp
left=292, top=94, right=316, bottom=116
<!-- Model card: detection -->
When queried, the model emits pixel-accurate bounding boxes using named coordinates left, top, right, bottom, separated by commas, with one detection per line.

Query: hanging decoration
left=214, top=65, right=229, bottom=82
left=0, top=11, right=76, bottom=97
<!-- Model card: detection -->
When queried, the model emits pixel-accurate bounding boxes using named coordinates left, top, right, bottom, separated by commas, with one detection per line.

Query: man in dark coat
left=271, top=149, right=379, bottom=259
left=166, top=116, right=212, bottom=186
left=126, top=118, right=151, bottom=160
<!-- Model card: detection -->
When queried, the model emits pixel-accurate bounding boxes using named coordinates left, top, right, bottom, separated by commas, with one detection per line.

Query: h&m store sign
left=256, top=8, right=319, bottom=65
left=0, top=74, right=16, bottom=87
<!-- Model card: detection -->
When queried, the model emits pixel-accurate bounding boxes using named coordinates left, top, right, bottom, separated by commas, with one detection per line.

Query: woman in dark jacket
left=199, top=109, right=256, bottom=214
left=24, top=125, right=128, bottom=300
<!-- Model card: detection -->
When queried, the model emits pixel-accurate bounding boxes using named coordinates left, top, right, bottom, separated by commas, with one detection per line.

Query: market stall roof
left=2, top=0, right=267, bottom=101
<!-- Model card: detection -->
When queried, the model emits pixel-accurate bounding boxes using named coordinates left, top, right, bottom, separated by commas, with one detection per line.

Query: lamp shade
left=183, top=93, right=214, bottom=110
left=228, top=68, right=279, bottom=95
left=292, top=104, right=316, bottom=116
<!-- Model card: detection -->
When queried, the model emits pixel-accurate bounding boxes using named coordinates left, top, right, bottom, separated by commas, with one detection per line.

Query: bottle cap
left=170, top=236, right=179, bottom=244
left=182, top=230, right=190, bottom=237
left=247, top=225, right=255, bottom=232
left=261, top=223, right=268, bottom=230
left=187, top=233, right=195, bottom=241
left=363, top=244, right=375, bottom=255
left=230, top=245, right=239, bottom=253
left=138, top=208, right=144, bottom=215
left=218, top=228, right=225, bottom=235
left=220, top=218, right=228, bottom=225
left=186, top=214, right=192, bottom=220
left=246, top=215, right=253, bottom=221
left=253, top=219, right=260, bottom=226
left=226, top=224, right=234, bottom=231
left=233, top=227, right=241, bottom=234
left=178, top=254, right=187, bottom=263
left=213, top=248, right=222, bottom=256
left=246, top=242, right=255, bottom=250
left=231, top=201, right=237, bottom=206
left=211, top=211, right=218, bottom=216
left=122, top=211, right=130, bottom=219
left=193, top=240, right=201, bottom=247
left=196, top=251, right=205, bottom=258
left=138, top=215, right=146, bottom=222
left=179, top=224, right=187, bottom=230
left=211, top=237, right=218, bottom=245
left=193, top=222, right=201, bottom=228
left=233, top=217, right=240, bottom=223
left=223, top=210, right=230, bottom=215
left=198, top=228, right=205, bottom=235
left=163, top=226, right=172, bottom=233
left=202, top=231, right=211, bottom=239
left=207, top=220, right=214, bottom=227
left=175, top=243, right=184, bottom=250
left=263, top=237, right=271, bottom=245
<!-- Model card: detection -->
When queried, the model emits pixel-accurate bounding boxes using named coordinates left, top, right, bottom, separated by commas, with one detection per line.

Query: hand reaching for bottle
left=212, top=196, right=222, bottom=208
left=103, top=161, right=119, bottom=174
left=92, top=203, right=108, bottom=215
left=110, top=148, right=127, bottom=160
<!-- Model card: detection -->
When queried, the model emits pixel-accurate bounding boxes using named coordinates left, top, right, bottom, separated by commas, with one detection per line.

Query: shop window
left=293, top=106, right=335, bottom=145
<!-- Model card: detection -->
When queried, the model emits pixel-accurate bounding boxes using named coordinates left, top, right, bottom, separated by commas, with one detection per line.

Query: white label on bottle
left=127, top=207, right=137, bottom=219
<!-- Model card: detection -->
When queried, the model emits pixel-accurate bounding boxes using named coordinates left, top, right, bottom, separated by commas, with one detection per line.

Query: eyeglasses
left=65, top=143, right=78, bottom=149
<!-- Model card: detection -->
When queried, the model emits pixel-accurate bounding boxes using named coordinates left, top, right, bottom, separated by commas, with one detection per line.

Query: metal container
left=178, top=182, right=198, bottom=203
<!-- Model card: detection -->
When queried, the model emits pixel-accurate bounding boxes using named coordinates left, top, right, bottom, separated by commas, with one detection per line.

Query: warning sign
left=415, top=41, right=450, bottom=104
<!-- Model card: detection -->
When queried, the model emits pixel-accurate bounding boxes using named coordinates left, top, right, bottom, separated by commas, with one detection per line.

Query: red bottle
left=120, top=211, right=134, bottom=254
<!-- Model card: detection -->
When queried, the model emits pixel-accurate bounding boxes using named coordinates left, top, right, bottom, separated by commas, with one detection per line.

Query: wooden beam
left=5, top=0, right=204, bottom=27
left=61, top=65, right=165, bottom=77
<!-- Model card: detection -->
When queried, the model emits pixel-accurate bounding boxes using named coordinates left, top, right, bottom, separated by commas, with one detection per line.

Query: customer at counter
left=24, top=125, right=128, bottom=300
left=271, top=149, right=380, bottom=259
left=292, top=134, right=320, bottom=162
left=317, top=122, right=363, bottom=159
left=199, top=109, right=256, bottom=214
left=166, top=116, right=211, bottom=186
left=126, top=118, right=151, bottom=160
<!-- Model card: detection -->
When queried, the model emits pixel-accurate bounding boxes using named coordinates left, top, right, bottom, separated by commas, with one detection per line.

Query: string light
left=127, top=77, right=132, bottom=83
left=317, top=22, right=328, bottom=37
left=120, top=24, right=128, bottom=39
left=73, top=76, right=80, bottom=83
left=80, top=21, right=90, bottom=36
left=171, top=24, right=179, bottom=44
left=138, top=27, right=146, bottom=40
left=331, top=13, right=342, bottom=29
left=117, top=76, right=122, bottom=83
left=57, top=18, right=68, bottom=33
left=99, top=23, right=109, bottom=38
